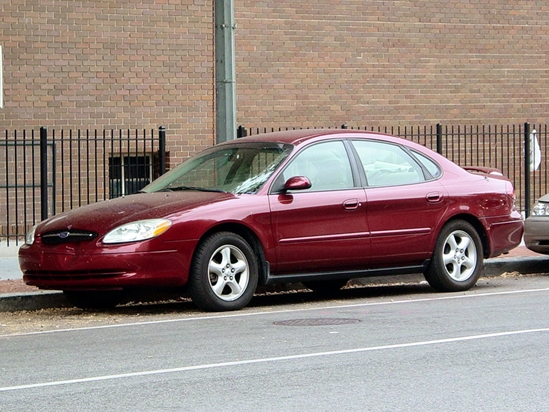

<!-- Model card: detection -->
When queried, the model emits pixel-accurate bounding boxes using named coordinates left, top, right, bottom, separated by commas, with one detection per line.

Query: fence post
left=159, top=126, right=166, bottom=175
left=40, top=127, right=48, bottom=221
left=436, top=123, right=443, bottom=155
left=524, top=122, right=531, bottom=218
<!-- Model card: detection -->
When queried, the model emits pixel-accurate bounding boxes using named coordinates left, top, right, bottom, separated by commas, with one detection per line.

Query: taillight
left=505, top=181, right=516, bottom=208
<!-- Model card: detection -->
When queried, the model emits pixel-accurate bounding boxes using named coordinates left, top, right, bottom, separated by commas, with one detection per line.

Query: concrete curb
left=1, top=256, right=548, bottom=312
left=0, top=291, right=68, bottom=312
left=484, top=256, right=549, bottom=277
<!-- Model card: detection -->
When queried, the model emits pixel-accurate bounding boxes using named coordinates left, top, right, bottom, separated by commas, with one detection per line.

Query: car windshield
left=141, top=142, right=293, bottom=194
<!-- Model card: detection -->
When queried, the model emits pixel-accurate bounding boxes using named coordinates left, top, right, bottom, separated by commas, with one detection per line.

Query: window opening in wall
left=109, top=154, right=152, bottom=198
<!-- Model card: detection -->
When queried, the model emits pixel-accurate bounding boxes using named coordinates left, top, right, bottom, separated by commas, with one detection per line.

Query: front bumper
left=18, top=241, right=195, bottom=290
left=524, top=216, right=549, bottom=255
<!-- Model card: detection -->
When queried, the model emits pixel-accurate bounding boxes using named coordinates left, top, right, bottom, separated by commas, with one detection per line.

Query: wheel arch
left=439, top=214, right=490, bottom=258
left=193, top=223, right=270, bottom=285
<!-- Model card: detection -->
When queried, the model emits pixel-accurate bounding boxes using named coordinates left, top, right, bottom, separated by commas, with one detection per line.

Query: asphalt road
left=1, top=275, right=549, bottom=412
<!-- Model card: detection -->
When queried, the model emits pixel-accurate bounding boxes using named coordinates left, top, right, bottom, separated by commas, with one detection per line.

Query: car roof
left=231, top=129, right=404, bottom=146
left=228, top=129, right=464, bottom=175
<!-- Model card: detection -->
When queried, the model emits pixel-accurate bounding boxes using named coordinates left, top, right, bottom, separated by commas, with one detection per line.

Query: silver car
left=525, top=193, right=549, bottom=254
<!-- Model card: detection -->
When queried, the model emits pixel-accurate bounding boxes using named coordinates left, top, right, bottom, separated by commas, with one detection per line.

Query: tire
left=302, top=279, right=348, bottom=293
left=63, top=290, right=124, bottom=309
left=424, top=220, right=484, bottom=292
left=188, top=232, right=259, bottom=311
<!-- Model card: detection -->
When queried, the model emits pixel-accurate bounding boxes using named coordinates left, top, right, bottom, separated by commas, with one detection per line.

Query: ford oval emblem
left=58, top=231, right=70, bottom=239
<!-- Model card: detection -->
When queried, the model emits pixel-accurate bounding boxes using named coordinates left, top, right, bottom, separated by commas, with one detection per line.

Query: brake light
left=505, top=181, right=516, bottom=208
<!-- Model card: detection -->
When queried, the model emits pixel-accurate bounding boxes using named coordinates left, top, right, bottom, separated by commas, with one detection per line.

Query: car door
left=269, top=140, right=370, bottom=274
left=351, top=139, right=449, bottom=267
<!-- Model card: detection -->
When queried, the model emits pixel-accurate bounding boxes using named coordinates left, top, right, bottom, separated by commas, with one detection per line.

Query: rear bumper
left=485, top=211, right=524, bottom=258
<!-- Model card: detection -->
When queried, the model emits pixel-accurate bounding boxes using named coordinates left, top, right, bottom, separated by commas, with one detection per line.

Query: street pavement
left=1, top=241, right=549, bottom=312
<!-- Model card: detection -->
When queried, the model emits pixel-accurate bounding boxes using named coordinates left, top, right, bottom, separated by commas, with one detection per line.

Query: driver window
left=352, top=140, right=425, bottom=187
left=283, top=141, right=354, bottom=191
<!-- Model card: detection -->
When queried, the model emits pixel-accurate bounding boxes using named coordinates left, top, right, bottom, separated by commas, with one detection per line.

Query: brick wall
left=2, top=1, right=549, bottom=160
left=235, top=0, right=549, bottom=129
left=0, top=0, right=215, bottom=163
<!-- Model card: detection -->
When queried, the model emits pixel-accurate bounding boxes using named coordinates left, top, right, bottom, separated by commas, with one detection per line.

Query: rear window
left=411, top=150, right=442, bottom=179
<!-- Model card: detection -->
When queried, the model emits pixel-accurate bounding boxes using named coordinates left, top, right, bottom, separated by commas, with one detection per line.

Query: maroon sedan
left=19, top=130, right=523, bottom=311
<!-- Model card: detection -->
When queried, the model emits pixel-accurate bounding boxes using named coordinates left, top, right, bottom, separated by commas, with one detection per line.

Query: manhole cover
left=273, top=318, right=361, bottom=326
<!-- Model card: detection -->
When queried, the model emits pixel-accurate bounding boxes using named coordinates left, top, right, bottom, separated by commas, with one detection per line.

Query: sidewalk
left=0, top=243, right=24, bottom=281
left=1, top=243, right=548, bottom=312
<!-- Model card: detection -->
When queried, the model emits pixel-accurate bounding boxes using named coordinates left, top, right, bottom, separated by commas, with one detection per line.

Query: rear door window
left=352, top=140, right=425, bottom=187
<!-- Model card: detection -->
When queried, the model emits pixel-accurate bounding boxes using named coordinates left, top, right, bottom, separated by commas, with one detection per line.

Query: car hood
left=37, top=191, right=237, bottom=234
left=534, top=193, right=549, bottom=203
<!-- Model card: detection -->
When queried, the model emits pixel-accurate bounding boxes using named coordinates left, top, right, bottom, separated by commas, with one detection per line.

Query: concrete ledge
left=484, top=256, right=549, bottom=277
left=0, top=291, right=68, bottom=312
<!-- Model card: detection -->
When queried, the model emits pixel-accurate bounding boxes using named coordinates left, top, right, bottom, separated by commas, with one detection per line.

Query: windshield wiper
left=165, top=186, right=227, bottom=193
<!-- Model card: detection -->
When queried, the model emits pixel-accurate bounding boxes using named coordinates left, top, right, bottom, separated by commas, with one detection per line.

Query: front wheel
left=188, top=232, right=259, bottom=312
left=424, top=220, right=484, bottom=292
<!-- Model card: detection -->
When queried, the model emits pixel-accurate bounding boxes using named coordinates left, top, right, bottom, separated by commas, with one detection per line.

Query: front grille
left=41, top=229, right=98, bottom=245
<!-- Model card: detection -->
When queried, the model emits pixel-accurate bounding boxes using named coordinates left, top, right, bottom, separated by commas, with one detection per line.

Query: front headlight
left=532, top=202, right=549, bottom=216
left=102, top=219, right=172, bottom=244
left=25, top=225, right=38, bottom=245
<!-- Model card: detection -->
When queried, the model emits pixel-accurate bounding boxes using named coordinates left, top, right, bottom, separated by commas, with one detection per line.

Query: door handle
left=343, top=199, right=361, bottom=210
left=426, top=192, right=443, bottom=203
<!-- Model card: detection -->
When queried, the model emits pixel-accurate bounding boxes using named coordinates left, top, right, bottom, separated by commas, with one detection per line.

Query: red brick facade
left=1, top=0, right=215, bottom=162
left=236, top=0, right=549, bottom=129
left=2, top=1, right=549, bottom=162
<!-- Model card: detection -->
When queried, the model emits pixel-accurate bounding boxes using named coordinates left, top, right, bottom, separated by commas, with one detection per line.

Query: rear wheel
left=63, top=290, right=124, bottom=309
left=188, top=232, right=258, bottom=311
left=424, top=220, right=483, bottom=292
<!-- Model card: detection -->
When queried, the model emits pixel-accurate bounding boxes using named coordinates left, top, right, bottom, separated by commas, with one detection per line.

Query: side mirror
left=284, top=176, right=312, bottom=191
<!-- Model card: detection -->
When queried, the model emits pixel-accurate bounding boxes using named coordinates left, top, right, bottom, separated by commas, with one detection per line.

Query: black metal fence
left=2, top=123, right=548, bottom=246
left=1, top=127, right=167, bottom=245
left=238, top=123, right=549, bottom=219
